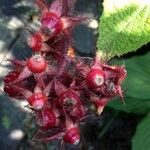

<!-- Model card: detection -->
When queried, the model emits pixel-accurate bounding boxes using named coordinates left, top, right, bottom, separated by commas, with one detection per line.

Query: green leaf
left=108, top=51, right=150, bottom=114
left=97, top=0, right=150, bottom=59
left=132, top=114, right=150, bottom=150
left=108, top=97, right=150, bottom=114
left=125, top=52, right=150, bottom=99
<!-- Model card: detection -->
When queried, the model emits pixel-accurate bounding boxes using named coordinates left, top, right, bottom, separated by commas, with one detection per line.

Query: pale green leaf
left=97, top=0, right=150, bottom=59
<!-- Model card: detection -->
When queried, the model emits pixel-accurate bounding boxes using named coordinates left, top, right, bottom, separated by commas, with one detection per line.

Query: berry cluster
left=3, top=0, right=126, bottom=145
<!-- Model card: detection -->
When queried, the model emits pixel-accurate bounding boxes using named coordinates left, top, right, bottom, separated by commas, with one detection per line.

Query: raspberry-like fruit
left=36, top=107, right=57, bottom=130
left=63, top=127, right=80, bottom=145
left=86, top=68, right=105, bottom=89
left=27, top=54, right=47, bottom=73
left=27, top=92, right=47, bottom=110
left=41, top=12, right=63, bottom=35
left=27, top=33, right=42, bottom=52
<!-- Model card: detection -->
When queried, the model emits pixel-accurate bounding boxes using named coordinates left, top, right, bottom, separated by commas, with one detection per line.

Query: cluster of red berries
left=3, top=0, right=126, bottom=145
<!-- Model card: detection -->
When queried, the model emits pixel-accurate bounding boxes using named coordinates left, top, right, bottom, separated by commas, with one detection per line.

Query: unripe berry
left=27, top=93, right=47, bottom=110
left=86, top=68, right=105, bottom=89
left=63, top=127, right=80, bottom=145
left=27, top=33, right=42, bottom=52
left=41, top=12, right=63, bottom=35
left=36, top=107, right=57, bottom=130
left=27, top=55, right=47, bottom=73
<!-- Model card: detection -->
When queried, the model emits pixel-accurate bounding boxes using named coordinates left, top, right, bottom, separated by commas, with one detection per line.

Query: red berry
left=86, top=68, right=105, bottom=89
left=41, top=12, right=63, bottom=35
left=60, top=90, right=80, bottom=107
left=27, top=93, right=47, bottom=110
left=63, top=127, right=80, bottom=145
left=27, top=55, right=47, bottom=73
left=36, top=107, right=57, bottom=130
left=27, top=33, right=42, bottom=52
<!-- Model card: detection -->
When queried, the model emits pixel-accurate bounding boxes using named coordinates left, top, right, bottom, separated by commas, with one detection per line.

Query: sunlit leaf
left=97, top=0, right=150, bottom=59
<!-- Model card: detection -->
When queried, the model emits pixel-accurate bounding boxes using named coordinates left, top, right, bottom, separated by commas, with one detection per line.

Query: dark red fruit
left=36, top=107, right=57, bottom=130
left=86, top=68, right=105, bottom=89
left=27, top=33, right=42, bottom=52
left=27, top=55, right=47, bottom=73
left=41, top=12, right=63, bottom=35
left=27, top=93, right=47, bottom=110
left=63, top=127, right=80, bottom=145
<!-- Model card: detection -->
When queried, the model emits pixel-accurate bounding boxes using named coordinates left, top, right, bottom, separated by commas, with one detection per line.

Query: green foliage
left=2, top=116, right=11, bottom=129
left=97, top=0, right=150, bottom=59
left=108, top=97, right=150, bottom=114
left=107, top=51, right=150, bottom=149
left=132, top=114, right=150, bottom=150
left=107, top=52, right=150, bottom=149
left=108, top=51, right=150, bottom=114
left=125, top=52, right=150, bottom=99
left=97, top=0, right=150, bottom=149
